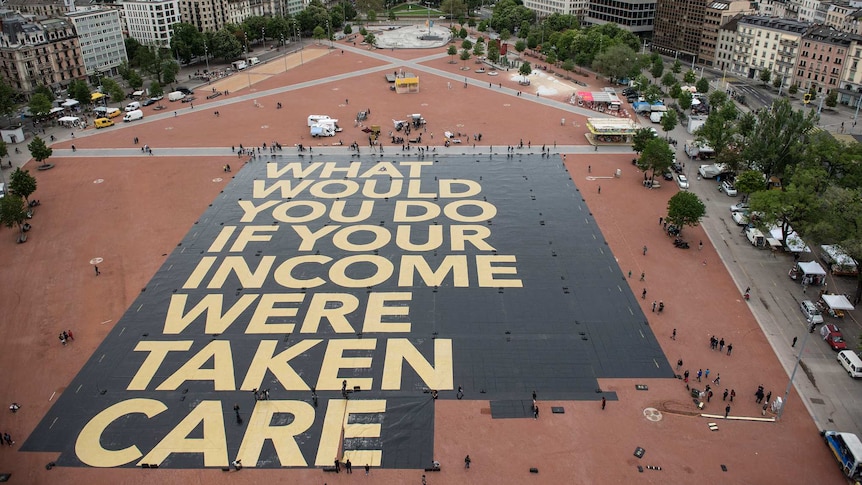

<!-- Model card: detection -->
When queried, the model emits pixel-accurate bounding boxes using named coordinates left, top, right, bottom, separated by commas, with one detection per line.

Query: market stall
left=788, top=261, right=827, bottom=286
left=819, top=294, right=854, bottom=318
left=820, top=245, right=858, bottom=276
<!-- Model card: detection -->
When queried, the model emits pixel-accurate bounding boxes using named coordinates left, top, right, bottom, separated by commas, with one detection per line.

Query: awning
left=798, top=261, right=827, bottom=276
left=822, top=294, right=854, bottom=311
left=91, top=92, right=106, bottom=101
left=49, top=107, right=64, bottom=114
left=61, top=99, right=79, bottom=107
left=58, top=116, right=80, bottom=123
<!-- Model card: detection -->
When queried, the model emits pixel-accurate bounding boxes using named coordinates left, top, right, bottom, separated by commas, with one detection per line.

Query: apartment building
left=0, top=11, right=86, bottom=93
left=582, top=0, right=656, bottom=33
left=65, top=6, right=127, bottom=76
left=523, top=0, right=588, bottom=18
left=838, top=37, right=862, bottom=106
left=698, top=0, right=757, bottom=67
left=795, top=25, right=853, bottom=95
left=715, top=13, right=742, bottom=71
left=120, top=0, right=180, bottom=47
left=2, top=0, right=70, bottom=17
left=724, top=15, right=809, bottom=83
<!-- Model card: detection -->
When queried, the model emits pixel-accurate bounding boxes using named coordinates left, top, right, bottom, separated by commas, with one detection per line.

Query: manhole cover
left=643, top=407, right=663, bottom=422
left=503, top=103, right=511, bottom=107
left=810, top=398, right=825, bottom=405
left=89, top=257, right=103, bottom=265
left=212, top=178, right=223, bottom=182
left=260, top=125, right=269, bottom=129
left=93, top=179, right=104, bottom=184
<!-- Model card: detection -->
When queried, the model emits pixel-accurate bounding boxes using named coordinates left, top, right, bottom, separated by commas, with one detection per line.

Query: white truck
left=310, top=119, right=341, bottom=137
left=307, top=115, right=333, bottom=127
left=231, top=60, right=248, bottom=71
left=685, top=140, right=715, bottom=160
left=822, top=431, right=862, bottom=480
left=168, top=91, right=185, bottom=102
left=687, top=116, right=707, bottom=134
left=123, top=109, right=143, bottom=122
left=697, top=163, right=727, bottom=179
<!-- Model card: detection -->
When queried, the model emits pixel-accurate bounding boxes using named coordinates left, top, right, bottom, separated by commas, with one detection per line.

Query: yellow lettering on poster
left=315, top=399, right=385, bottom=467
left=238, top=200, right=280, bottom=222
left=300, top=293, right=360, bottom=333
left=207, top=255, right=274, bottom=289
left=266, top=161, right=322, bottom=179
left=240, top=340, right=321, bottom=390
left=320, top=161, right=361, bottom=178
left=439, top=179, right=482, bottom=198
left=273, top=255, right=330, bottom=288
left=138, top=400, right=228, bottom=467
left=164, top=294, right=258, bottom=334
left=398, top=255, right=468, bottom=287
left=183, top=256, right=217, bottom=289
left=207, top=227, right=235, bottom=253
left=406, top=179, right=435, bottom=198
left=317, top=339, right=376, bottom=390
left=330, top=200, right=374, bottom=223
left=382, top=338, right=453, bottom=390
left=272, top=201, right=327, bottom=223
left=237, top=400, right=315, bottom=467
left=331, top=225, right=391, bottom=252
left=252, top=179, right=313, bottom=198
left=450, top=225, right=495, bottom=251
left=156, top=341, right=235, bottom=391
left=359, top=161, right=403, bottom=178
left=443, top=200, right=497, bottom=222
left=128, top=341, right=193, bottom=390
left=230, top=226, right=279, bottom=252
left=245, top=293, right=304, bottom=334
left=362, top=292, right=412, bottom=333
left=395, top=225, right=443, bottom=251
left=328, top=255, right=393, bottom=287
left=76, top=398, right=167, bottom=467
left=308, top=180, right=359, bottom=199
left=476, top=255, right=523, bottom=287
left=361, top=179, right=403, bottom=198
left=393, top=200, right=441, bottom=222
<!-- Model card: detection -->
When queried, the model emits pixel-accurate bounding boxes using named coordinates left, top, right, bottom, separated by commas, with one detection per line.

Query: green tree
left=683, top=70, right=696, bottom=84
left=759, top=68, right=771, bottom=85
left=672, top=59, right=682, bottom=74
left=592, top=44, right=639, bottom=82
left=734, top=170, right=766, bottom=200
left=741, top=98, right=818, bottom=179
left=0, top=78, right=17, bottom=120
left=478, top=20, right=488, bottom=32
left=825, top=90, right=838, bottom=108
left=0, top=140, right=7, bottom=161
left=344, top=24, right=353, bottom=35
left=460, top=48, right=472, bottom=68
left=695, top=77, right=709, bottom=94
left=789, top=83, right=799, bottom=95
left=28, top=136, right=52, bottom=168
left=68, top=79, right=91, bottom=106
left=666, top=191, right=706, bottom=234
left=127, top=70, right=143, bottom=90
left=695, top=100, right=738, bottom=159
left=0, top=194, right=28, bottom=242
left=772, top=76, right=782, bottom=89
left=149, top=81, right=164, bottom=108
left=487, top=41, right=500, bottom=63
left=669, top=84, right=682, bottom=99
left=473, top=41, right=485, bottom=58
left=460, top=27, right=469, bottom=39
left=632, top=127, right=658, bottom=154
left=28, top=93, right=52, bottom=119
left=519, top=60, right=531, bottom=82
left=448, top=44, right=458, bottom=63
left=642, top=84, right=663, bottom=104
left=561, top=59, right=574, bottom=78
left=170, top=22, right=206, bottom=64
left=8, top=167, right=37, bottom=207
left=102, top=77, right=125, bottom=108
left=500, top=29, right=511, bottom=41
left=125, top=37, right=143, bottom=64
left=638, top=137, right=675, bottom=179
left=545, top=51, right=556, bottom=65
left=805, top=185, right=862, bottom=302
left=514, top=39, right=526, bottom=57
left=519, top=20, right=530, bottom=39
left=661, top=71, right=676, bottom=88
left=33, top=85, right=53, bottom=100
left=660, top=109, right=678, bottom=138
left=364, top=32, right=376, bottom=47
left=708, top=90, right=728, bottom=107
left=210, top=28, right=242, bottom=62
left=678, top=90, right=693, bottom=111
left=462, top=39, right=473, bottom=51
left=748, top=174, right=819, bottom=244
left=650, top=58, right=664, bottom=81
left=313, top=25, right=326, bottom=43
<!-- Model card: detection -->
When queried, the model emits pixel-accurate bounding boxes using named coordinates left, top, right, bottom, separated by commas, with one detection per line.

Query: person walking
left=726, top=343, right=733, bottom=355
left=365, top=464, right=370, bottom=475
left=643, top=245, right=648, bottom=255
left=676, top=358, right=683, bottom=370
left=346, top=459, right=352, bottom=473
left=601, top=397, right=606, bottom=410
left=671, top=328, right=676, bottom=340
left=642, top=288, right=647, bottom=299
left=730, top=389, right=736, bottom=402
left=792, top=336, right=798, bottom=347
left=465, top=455, right=471, bottom=468
left=3, top=433, right=13, bottom=446
left=94, top=265, right=100, bottom=276
left=723, top=389, right=728, bottom=401
left=725, top=405, right=731, bottom=418
left=334, top=457, right=341, bottom=473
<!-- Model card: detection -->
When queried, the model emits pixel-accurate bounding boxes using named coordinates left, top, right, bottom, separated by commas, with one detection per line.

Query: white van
left=123, top=109, right=143, bottom=122
left=307, top=115, right=332, bottom=127
left=838, top=351, right=862, bottom=378
left=248, top=57, right=260, bottom=65
left=168, top=91, right=185, bottom=102
left=125, top=101, right=141, bottom=112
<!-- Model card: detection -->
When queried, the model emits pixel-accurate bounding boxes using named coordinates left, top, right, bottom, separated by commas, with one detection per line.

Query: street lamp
left=776, top=326, right=814, bottom=421
left=203, top=43, right=210, bottom=73
left=326, top=20, right=333, bottom=49
left=262, top=26, right=266, bottom=50
left=294, top=21, right=303, bottom=65
left=281, top=34, right=287, bottom=70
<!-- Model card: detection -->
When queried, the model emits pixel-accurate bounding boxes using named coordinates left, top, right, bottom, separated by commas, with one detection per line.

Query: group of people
left=58, top=329, right=74, bottom=345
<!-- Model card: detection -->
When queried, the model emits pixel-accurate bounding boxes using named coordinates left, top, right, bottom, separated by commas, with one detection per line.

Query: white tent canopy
left=49, top=107, right=64, bottom=114
left=798, top=261, right=827, bottom=276
left=822, top=294, right=854, bottom=311
left=61, top=99, right=79, bottom=107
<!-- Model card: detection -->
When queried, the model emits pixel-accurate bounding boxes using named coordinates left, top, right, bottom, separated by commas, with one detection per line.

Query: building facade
left=652, top=0, right=708, bottom=62
left=698, top=0, right=756, bottom=67
left=65, top=6, right=127, bottom=76
left=728, top=16, right=809, bottom=82
left=0, top=11, right=86, bottom=93
left=524, top=0, right=588, bottom=17
left=582, top=0, right=656, bottom=33
left=120, top=0, right=180, bottom=47
left=2, top=0, right=70, bottom=17
left=795, top=25, right=852, bottom=94
left=838, top=37, right=862, bottom=106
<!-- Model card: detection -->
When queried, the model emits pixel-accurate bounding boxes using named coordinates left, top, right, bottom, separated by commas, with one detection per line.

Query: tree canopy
left=666, top=191, right=706, bottom=233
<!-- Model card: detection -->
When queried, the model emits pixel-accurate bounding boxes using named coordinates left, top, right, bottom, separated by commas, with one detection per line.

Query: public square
left=0, top=34, right=848, bottom=484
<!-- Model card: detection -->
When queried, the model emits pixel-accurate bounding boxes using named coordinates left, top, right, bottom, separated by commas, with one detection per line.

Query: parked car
left=142, top=98, right=157, bottom=106
left=730, top=202, right=750, bottom=212
left=800, top=299, right=824, bottom=324
left=820, top=324, right=847, bottom=351
left=672, top=162, right=683, bottom=174
left=676, top=174, right=689, bottom=189
left=731, top=211, right=749, bottom=225
left=176, top=87, right=194, bottom=95
left=719, top=180, right=738, bottom=196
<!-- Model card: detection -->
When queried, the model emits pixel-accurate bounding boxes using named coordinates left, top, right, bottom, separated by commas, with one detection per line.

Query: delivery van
left=838, top=351, right=862, bottom=378
left=94, top=117, right=114, bottom=129
left=249, top=57, right=260, bottom=65
left=822, top=430, right=862, bottom=479
left=106, top=108, right=121, bottom=118
left=123, top=109, right=143, bottom=122
left=168, top=91, right=185, bottom=102
left=125, top=101, right=141, bottom=112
